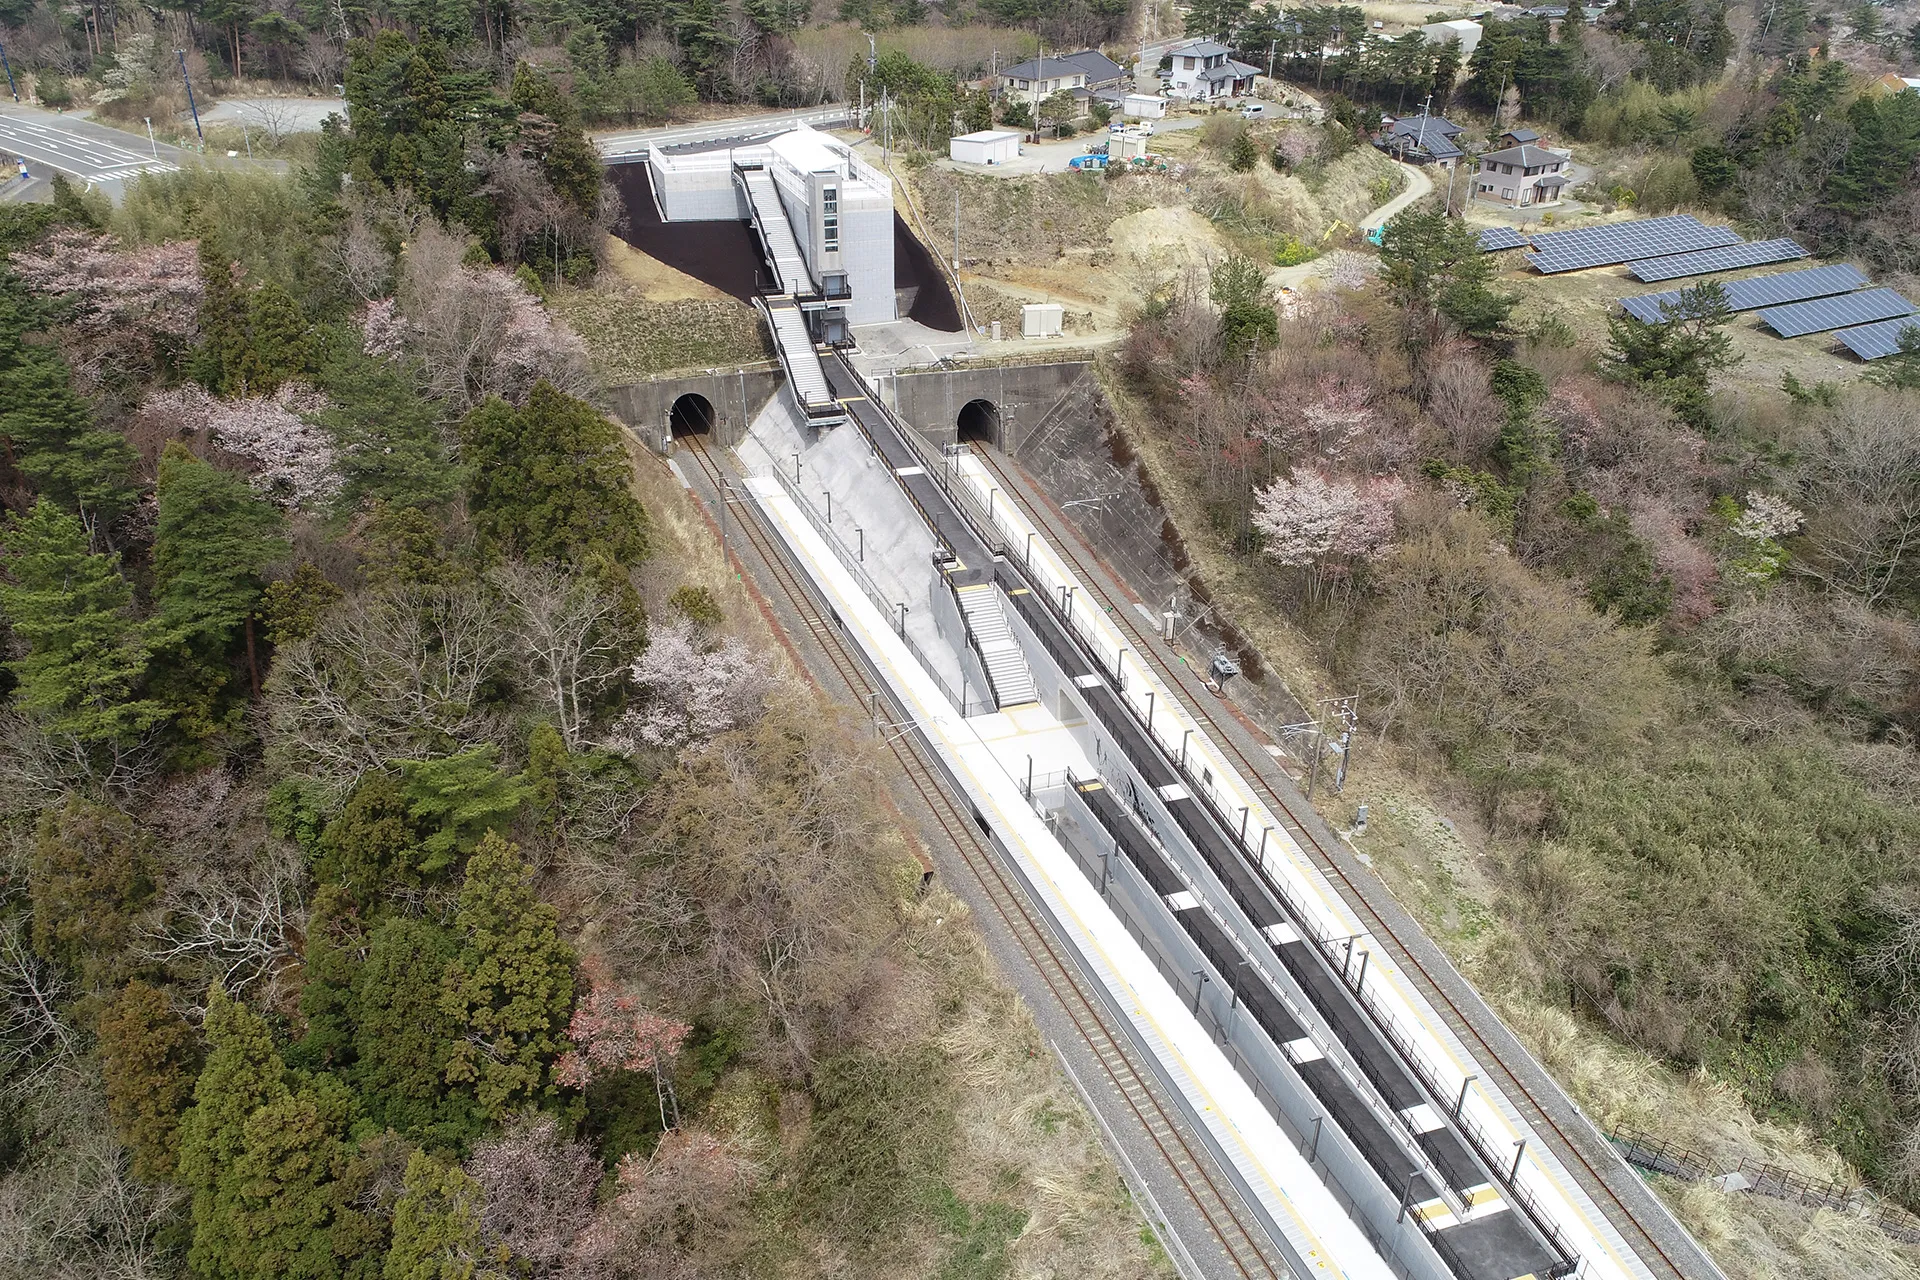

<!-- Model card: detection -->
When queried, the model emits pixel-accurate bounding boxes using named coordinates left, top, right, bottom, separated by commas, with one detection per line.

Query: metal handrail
left=753, top=464, right=991, bottom=717
left=909, top=441, right=1582, bottom=1275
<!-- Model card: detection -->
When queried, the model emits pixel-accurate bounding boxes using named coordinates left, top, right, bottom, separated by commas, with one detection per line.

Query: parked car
left=1240, top=102, right=1270, bottom=118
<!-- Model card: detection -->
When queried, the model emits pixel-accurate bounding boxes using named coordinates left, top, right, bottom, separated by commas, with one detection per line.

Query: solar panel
left=1759, top=288, right=1916, bottom=338
left=1626, top=238, right=1809, bottom=282
left=1524, top=215, right=1743, bottom=274
left=1478, top=226, right=1530, bottom=253
left=1833, top=314, right=1920, bottom=360
left=1619, top=264, right=1871, bottom=323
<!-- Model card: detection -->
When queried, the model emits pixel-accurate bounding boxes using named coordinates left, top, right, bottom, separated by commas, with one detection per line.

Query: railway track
left=676, top=435, right=1285, bottom=1280
left=970, top=447, right=1703, bottom=1280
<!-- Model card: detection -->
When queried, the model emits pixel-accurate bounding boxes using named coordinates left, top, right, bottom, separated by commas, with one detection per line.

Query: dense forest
left=0, top=20, right=1153, bottom=1274
left=1110, top=210, right=1920, bottom=1206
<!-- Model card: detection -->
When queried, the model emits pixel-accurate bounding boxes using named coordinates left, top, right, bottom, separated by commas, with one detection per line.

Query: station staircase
left=738, top=164, right=843, bottom=428
left=953, top=583, right=1037, bottom=708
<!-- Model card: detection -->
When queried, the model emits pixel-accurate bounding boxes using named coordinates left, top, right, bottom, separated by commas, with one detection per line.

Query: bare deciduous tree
left=492, top=563, right=638, bottom=750
left=464, top=1116, right=600, bottom=1278
left=138, top=839, right=305, bottom=1001
left=1791, top=391, right=1920, bottom=607
left=264, top=584, right=515, bottom=795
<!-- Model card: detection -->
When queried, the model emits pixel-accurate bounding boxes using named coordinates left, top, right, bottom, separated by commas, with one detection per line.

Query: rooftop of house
left=1385, top=112, right=1467, bottom=138
left=1480, top=142, right=1563, bottom=167
left=999, top=48, right=1127, bottom=82
left=1199, top=59, right=1262, bottom=81
left=1171, top=39, right=1235, bottom=58
left=1503, top=127, right=1540, bottom=143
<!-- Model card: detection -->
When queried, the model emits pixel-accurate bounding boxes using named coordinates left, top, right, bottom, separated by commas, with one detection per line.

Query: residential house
left=1164, top=40, right=1261, bottom=101
left=998, top=49, right=1128, bottom=101
left=1498, top=127, right=1540, bottom=146
left=1868, top=72, right=1920, bottom=96
left=1473, top=141, right=1571, bottom=207
left=1377, top=110, right=1467, bottom=164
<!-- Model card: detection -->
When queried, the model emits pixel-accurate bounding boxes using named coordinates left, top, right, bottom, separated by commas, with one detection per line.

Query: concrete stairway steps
left=955, top=584, right=1037, bottom=707
left=738, top=167, right=811, bottom=298
left=761, top=299, right=837, bottom=418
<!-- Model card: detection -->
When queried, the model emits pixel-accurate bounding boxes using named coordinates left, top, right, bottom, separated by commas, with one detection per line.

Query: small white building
left=1123, top=92, right=1167, bottom=119
left=1420, top=18, right=1483, bottom=57
left=1021, top=303, right=1063, bottom=337
left=949, top=130, right=1021, bottom=165
left=1111, top=126, right=1154, bottom=160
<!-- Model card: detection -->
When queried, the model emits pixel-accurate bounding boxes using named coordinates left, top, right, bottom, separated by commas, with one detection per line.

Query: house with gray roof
left=998, top=49, right=1129, bottom=101
left=1377, top=111, right=1467, bottom=164
left=1164, top=39, right=1260, bottom=101
left=1472, top=141, right=1572, bottom=207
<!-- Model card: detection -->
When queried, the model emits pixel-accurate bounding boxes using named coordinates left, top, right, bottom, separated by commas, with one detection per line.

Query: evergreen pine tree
left=230, top=1074, right=365, bottom=1280
left=0, top=499, right=160, bottom=743
left=459, top=382, right=649, bottom=567
left=439, top=832, right=575, bottom=1119
left=98, top=979, right=201, bottom=1179
left=239, top=281, right=313, bottom=394
left=193, top=240, right=254, bottom=396
left=178, top=984, right=291, bottom=1280
left=0, top=353, right=141, bottom=527
left=150, top=444, right=290, bottom=737
left=351, top=917, right=479, bottom=1144
left=384, top=1150, right=502, bottom=1280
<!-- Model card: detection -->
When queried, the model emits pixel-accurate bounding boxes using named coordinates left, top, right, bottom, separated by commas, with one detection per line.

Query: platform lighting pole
left=857, top=527, right=865, bottom=561
left=792, top=452, right=801, bottom=483
left=1025, top=531, right=1035, bottom=565
left=824, top=490, right=832, bottom=522
left=1454, top=1074, right=1477, bottom=1118
left=1306, top=1115, right=1323, bottom=1163
left=1354, top=948, right=1369, bottom=992
left=1180, top=727, right=1192, bottom=770
left=1144, top=690, right=1154, bottom=733
left=1099, top=845, right=1111, bottom=895
left=1191, top=970, right=1208, bottom=1014
left=1238, top=806, right=1248, bottom=845
left=1509, top=1139, right=1528, bottom=1182
left=1258, top=826, right=1270, bottom=861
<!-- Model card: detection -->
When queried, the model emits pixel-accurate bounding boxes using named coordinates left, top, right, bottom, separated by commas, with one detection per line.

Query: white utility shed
left=1122, top=92, right=1167, bottom=118
left=949, top=130, right=1022, bottom=164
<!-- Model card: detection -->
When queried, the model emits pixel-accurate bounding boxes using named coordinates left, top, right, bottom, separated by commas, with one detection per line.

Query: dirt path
left=1361, top=159, right=1432, bottom=231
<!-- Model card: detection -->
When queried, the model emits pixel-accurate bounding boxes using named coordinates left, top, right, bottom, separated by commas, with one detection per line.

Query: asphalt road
left=0, top=104, right=184, bottom=198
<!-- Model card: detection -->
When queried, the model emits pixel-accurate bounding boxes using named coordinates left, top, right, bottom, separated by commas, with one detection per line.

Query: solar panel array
left=1478, top=225, right=1530, bottom=253
left=1834, top=314, right=1920, bottom=360
left=1759, top=288, right=1917, bottom=338
left=1524, top=215, right=1742, bottom=274
left=1626, top=237, right=1809, bottom=282
left=1619, top=263, right=1871, bottom=323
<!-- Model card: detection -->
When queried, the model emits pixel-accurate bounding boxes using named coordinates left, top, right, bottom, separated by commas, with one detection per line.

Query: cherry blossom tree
left=555, top=966, right=691, bottom=1130
left=360, top=298, right=409, bottom=359
left=8, top=229, right=200, bottom=384
left=609, top=620, right=775, bottom=752
left=393, top=223, right=594, bottom=411
left=1252, top=467, right=1406, bottom=608
left=129, top=384, right=339, bottom=508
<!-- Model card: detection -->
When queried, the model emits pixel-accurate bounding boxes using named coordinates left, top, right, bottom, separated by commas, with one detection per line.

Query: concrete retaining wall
left=608, top=367, right=785, bottom=452
left=877, top=361, right=1091, bottom=454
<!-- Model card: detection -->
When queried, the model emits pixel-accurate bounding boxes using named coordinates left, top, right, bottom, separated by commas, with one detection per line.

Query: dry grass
left=552, top=284, right=768, bottom=383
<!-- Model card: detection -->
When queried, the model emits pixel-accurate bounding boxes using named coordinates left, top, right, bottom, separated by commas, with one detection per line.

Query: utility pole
left=176, top=49, right=203, bottom=142
left=0, top=42, right=17, bottom=102
left=144, top=117, right=156, bottom=157
left=952, top=186, right=960, bottom=271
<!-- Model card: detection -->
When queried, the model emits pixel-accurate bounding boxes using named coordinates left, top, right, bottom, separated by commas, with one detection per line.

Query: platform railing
left=898, top=440, right=1583, bottom=1278
left=754, top=463, right=991, bottom=718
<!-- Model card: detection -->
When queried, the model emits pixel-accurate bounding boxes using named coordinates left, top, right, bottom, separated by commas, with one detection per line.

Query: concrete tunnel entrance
left=669, top=393, right=715, bottom=439
left=957, top=398, right=1000, bottom=448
